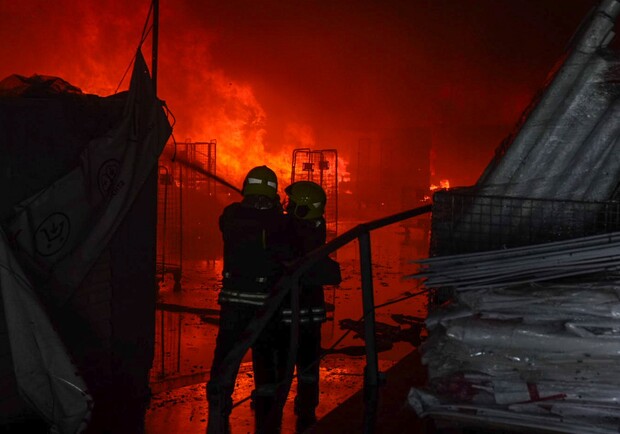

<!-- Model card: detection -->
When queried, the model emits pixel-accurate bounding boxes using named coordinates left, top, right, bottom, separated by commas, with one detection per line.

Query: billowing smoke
left=0, top=0, right=596, bottom=205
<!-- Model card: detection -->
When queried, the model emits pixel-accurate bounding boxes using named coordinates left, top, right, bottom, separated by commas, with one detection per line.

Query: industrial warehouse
left=1, top=1, right=620, bottom=434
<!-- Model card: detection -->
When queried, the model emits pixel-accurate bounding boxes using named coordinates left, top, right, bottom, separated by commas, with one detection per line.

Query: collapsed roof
left=476, top=0, right=620, bottom=202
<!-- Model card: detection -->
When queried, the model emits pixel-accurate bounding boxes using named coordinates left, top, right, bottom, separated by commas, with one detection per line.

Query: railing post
left=359, top=230, right=380, bottom=433
left=160, top=309, right=165, bottom=378
left=359, top=230, right=379, bottom=385
left=211, top=204, right=432, bottom=432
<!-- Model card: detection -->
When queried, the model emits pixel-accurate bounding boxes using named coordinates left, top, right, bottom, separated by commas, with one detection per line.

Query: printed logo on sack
left=98, top=159, right=121, bottom=197
left=35, top=212, right=71, bottom=256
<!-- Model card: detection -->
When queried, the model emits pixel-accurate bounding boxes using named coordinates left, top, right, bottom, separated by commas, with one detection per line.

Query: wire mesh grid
left=430, top=188, right=620, bottom=257
left=157, top=164, right=182, bottom=284
left=182, top=141, right=217, bottom=194
left=291, top=148, right=339, bottom=239
left=150, top=310, right=182, bottom=381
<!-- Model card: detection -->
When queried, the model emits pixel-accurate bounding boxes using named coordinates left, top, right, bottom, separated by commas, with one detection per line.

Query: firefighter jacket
left=281, top=216, right=341, bottom=324
left=218, top=195, right=291, bottom=307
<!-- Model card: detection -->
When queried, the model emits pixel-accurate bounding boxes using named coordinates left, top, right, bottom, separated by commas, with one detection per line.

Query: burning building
left=0, top=0, right=609, bottom=433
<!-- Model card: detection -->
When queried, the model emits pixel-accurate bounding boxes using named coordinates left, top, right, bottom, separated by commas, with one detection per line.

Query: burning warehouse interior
left=2, top=0, right=620, bottom=433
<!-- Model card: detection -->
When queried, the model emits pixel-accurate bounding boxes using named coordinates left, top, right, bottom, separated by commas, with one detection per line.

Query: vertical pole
left=152, top=0, right=159, bottom=94
left=160, top=309, right=165, bottom=378
left=359, top=231, right=379, bottom=385
left=161, top=167, right=168, bottom=282
left=359, top=231, right=380, bottom=433
left=178, top=155, right=183, bottom=292
left=334, top=149, right=339, bottom=237
left=177, top=313, right=182, bottom=372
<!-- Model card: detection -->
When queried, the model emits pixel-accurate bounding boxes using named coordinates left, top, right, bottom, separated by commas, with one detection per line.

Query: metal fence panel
left=430, top=188, right=620, bottom=257
left=291, top=148, right=339, bottom=239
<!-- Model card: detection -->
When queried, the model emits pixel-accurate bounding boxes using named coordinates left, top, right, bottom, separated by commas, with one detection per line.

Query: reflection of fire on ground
left=150, top=204, right=430, bottom=432
left=152, top=219, right=430, bottom=382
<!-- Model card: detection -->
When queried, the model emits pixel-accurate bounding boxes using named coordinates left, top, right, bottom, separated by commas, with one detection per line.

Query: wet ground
left=144, top=219, right=431, bottom=433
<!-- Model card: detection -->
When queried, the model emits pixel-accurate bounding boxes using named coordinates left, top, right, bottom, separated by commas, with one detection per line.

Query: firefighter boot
left=294, top=382, right=318, bottom=433
left=206, top=405, right=230, bottom=434
left=254, top=395, right=282, bottom=434
left=206, top=391, right=231, bottom=434
left=294, top=405, right=317, bottom=434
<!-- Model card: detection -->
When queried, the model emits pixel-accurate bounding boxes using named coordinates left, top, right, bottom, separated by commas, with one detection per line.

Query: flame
left=169, top=71, right=294, bottom=190
left=430, top=179, right=450, bottom=191
left=336, top=156, right=351, bottom=184
left=1, top=0, right=588, bottom=210
left=0, top=1, right=347, bottom=196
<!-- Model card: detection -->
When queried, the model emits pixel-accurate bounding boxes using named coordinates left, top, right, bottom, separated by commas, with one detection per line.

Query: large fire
left=159, top=68, right=294, bottom=191
left=0, top=0, right=593, bottom=210
left=0, top=2, right=320, bottom=192
left=430, top=180, right=450, bottom=191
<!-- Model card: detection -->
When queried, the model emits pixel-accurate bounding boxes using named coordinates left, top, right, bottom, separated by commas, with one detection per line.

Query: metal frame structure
left=291, top=148, right=339, bottom=239
left=181, top=140, right=217, bottom=194
left=156, top=140, right=219, bottom=292
left=430, top=188, right=620, bottom=257
left=176, top=140, right=219, bottom=261
left=156, top=164, right=182, bottom=291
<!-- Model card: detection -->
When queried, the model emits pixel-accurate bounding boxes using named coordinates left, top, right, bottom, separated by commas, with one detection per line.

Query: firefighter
left=206, top=165, right=291, bottom=434
left=282, top=181, right=342, bottom=432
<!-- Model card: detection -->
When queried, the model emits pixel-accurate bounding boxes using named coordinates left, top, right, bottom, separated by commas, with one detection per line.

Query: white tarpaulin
left=410, top=238, right=620, bottom=433
left=7, top=48, right=171, bottom=303
left=0, top=226, right=92, bottom=433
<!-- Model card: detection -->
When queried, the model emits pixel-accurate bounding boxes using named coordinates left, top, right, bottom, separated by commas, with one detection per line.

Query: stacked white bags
left=408, top=232, right=620, bottom=433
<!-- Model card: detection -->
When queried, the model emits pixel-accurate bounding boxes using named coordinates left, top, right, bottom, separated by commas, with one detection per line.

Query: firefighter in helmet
left=282, top=180, right=342, bottom=431
left=207, top=165, right=291, bottom=434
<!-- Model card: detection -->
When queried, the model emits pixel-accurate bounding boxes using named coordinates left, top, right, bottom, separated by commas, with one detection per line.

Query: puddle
left=146, top=220, right=430, bottom=433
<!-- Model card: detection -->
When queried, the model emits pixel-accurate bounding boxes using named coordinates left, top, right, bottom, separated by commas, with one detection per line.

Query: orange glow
left=159, top=65, right=323, bottom=192
left=0, top=2, right=346, bottom=195
left=430, top=179, right=450, bottom=191
left=159, top=69, right=295, bottom=192
left=337, top=156, right=351, bottom=184
left=0, top=1, right=582, bottom=209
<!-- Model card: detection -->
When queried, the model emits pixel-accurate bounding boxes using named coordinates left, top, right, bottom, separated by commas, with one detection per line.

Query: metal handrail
left=212, top=203, right=432, bottom=433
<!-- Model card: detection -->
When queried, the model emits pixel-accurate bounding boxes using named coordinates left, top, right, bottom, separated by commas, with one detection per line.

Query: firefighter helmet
left=285, top=181, right=326, bottom=220
left=242, top=165, right=278, bottom=199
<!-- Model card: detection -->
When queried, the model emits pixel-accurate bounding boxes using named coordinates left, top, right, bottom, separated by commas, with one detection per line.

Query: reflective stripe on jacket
left=218, top=289, right=269, bottom=306
left=280, top=306, right=326, bottom=324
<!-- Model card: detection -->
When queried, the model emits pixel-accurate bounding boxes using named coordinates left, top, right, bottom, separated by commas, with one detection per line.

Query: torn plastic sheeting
left=457, top=285, right=620, bottom=321
left=491, top=379, right=533, bottom=404
left=421, top=327, right=620, bottom=396
left=426, top=369, right=620, bottom=406
left=421, top=343, right=527, bottom=373
left=492, top=379, right=620, bottom=405
left=407, top=398, right=619, bottom=434
left=407, top=387, right=440, bottom=416
left=424, top=347, right=620, bottom=386
left=418, top=344, right=589, bottom=380
left=565, top=321, right=620, bottom=338
left=7, top=49, right=171, bottom=303
left=527, top=401, right=620, bottom=420
left=0, top=227, right=92, bottom=433
left=420, top=340, right=534, bottom=380
left=445, top=318, right=620, bottom=356
left=425, top=304, right=473, bottom=330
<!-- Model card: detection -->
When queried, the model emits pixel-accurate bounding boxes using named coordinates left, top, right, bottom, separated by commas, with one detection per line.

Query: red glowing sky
left=0, top=0, right=597, bottom=188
